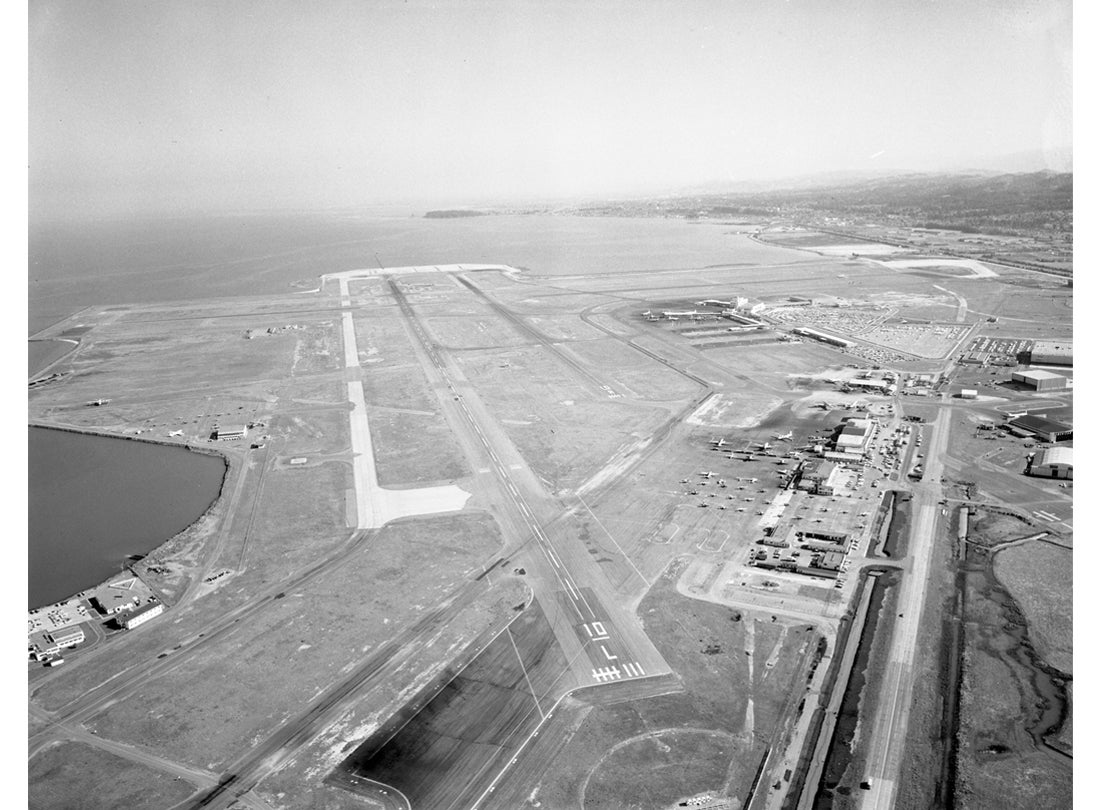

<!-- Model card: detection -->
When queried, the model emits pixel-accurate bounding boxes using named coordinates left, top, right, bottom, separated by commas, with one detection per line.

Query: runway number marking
left=583, top=621, right=609, bottom=640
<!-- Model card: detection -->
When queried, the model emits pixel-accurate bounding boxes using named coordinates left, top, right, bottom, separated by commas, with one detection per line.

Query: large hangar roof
left=1036, top=447, right=1073, bottom=467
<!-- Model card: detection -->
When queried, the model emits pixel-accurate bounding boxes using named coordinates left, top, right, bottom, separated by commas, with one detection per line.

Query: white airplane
left=1003, top=411, right=1027, bottom=419
left=751, top=441, right=772, bottom=451
left=695, top=299, right=734, bottom=307
left=700, top=471, right=714, bottom=478
left=168, top=429, right=184, bottom=437
left=736, top=477, right=759, bottom=483
left=772, top=431, right=793, bottom=441
left=711, top=437, right=727, bottom=447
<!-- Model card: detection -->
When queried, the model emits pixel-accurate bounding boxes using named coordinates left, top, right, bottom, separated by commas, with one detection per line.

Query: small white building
left=959, top=389, right=978, bottom=399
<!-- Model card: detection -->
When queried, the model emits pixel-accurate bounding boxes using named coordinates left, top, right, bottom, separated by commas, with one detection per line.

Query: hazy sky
left=30, top=0, right=1072, bottom=217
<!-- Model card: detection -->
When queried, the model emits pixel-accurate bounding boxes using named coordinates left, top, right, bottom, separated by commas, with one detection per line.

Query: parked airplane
left=1003, top=411, right=1027, bottom=419
left=700, top=471, right=714, bottom=478
left=751, top=441, right=772, bottom=451
left=736, top=477, right=759, bottom=483
left=772, top=431, right=793, bottom=441
left=168, top=429, right=184, bottom=437
left=710, top=437, right=727, bottom=447
left=695, top=299, right=734, bottom=307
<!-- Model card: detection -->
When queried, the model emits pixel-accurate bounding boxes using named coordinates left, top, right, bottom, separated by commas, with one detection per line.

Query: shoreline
left=28, top=424, right=231, bottom=613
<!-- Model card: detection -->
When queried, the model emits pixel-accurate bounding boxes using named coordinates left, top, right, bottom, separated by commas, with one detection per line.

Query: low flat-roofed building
left=959, top=389, right=978, bottom=399
left=1029, top=340, right=1072, bottom=366
left=1012, top=369, right=1068, bottom=391
left=49, top=626, right=85, bottom=648
left=122, top=602, right=165, bottom=630
left=815, top=551, right=845, bottom=571
left=1009, top=415, right=1073, bottom=443
left=214, top=424, right=248, bottom=441
left=1029, top=447, right=1073, bottom=479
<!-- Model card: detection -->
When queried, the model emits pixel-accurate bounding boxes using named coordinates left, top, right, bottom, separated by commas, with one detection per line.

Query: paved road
left=859, top=407, right=950, bottom=808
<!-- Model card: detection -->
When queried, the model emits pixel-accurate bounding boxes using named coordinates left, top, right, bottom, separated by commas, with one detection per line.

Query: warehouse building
left=49, top=626, right=85, bottom=648
left=1029, top=447, right=1072, bottom=479
left=1008, top=415, right=1073, bottom=443
left=214, top=424, right=248, bottom=441
left=1029, top=340, right=1072, bottom=366
left=1011, top=369, right=1068, bottom=391
left=122, top=602, right=165, bottom=630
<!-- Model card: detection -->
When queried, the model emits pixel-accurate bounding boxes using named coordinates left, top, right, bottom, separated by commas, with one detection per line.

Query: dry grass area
left=29, top=741, right=196, bottom=810
left=564, top=337, right=700, bottom=401
left=994, top=542, right=1072, bottom=674
left=458, top=346, right=669, bottom=489
left=367, top=408, right=469, bottom=486
left=87, top=513, right=505, bottom=771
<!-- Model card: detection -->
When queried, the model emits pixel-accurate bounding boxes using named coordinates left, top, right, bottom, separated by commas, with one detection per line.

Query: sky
left=28, top=0, right=1073, bottom=217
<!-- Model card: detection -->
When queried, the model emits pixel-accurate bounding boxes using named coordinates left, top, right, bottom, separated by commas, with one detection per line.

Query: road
left=859, top=406, right=951, bottom=808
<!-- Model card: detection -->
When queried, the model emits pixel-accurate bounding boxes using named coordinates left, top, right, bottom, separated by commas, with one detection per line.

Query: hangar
left=1008, top=415, right=1073, bottom=443
left=1029, top=340, right=1072, bottom=366
left=1011, top=369, right=1068, bottom=391
left=1029, top=447, right=1073, bottom=479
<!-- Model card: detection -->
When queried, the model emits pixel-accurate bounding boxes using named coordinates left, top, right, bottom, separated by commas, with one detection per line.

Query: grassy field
left=86, top=513, right=505, bottom=771
left=458, top=346, right=671, bottom=489
left=993, top=542, right=1071, bottom=674
left=29, top=742, right=196, bottom=810
left=367, top=408, right=469, bottom=486
left=582, top=728, right=738, bottom=808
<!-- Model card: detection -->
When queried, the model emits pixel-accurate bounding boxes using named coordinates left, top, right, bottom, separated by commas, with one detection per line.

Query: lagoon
left=28, top=427, right=226, bottom=610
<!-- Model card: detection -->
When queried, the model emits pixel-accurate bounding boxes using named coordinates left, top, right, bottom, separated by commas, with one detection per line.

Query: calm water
left=28, top=212, right=786, bottom=334
left=28, top=427, right=227, bottom=610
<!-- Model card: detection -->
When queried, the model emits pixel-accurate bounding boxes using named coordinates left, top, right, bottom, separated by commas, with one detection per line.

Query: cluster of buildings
left=29, top=626, right=85, bottom=662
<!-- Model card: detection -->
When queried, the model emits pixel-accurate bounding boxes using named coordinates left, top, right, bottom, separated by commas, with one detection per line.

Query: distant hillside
left=424, top=209, right=488, bottom=219
left=568, top=171, right=1071, bottom=236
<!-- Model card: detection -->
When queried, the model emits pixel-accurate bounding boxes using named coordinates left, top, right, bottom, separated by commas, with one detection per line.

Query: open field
left=29, top=741, right=197, bottom=810
left=85, top=513, right=506, bottom=771
left=994, top=542, right=1072, bottom=674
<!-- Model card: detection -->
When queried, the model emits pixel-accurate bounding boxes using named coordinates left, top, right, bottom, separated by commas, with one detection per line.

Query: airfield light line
left=506, top=627, right=546, bottom=721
